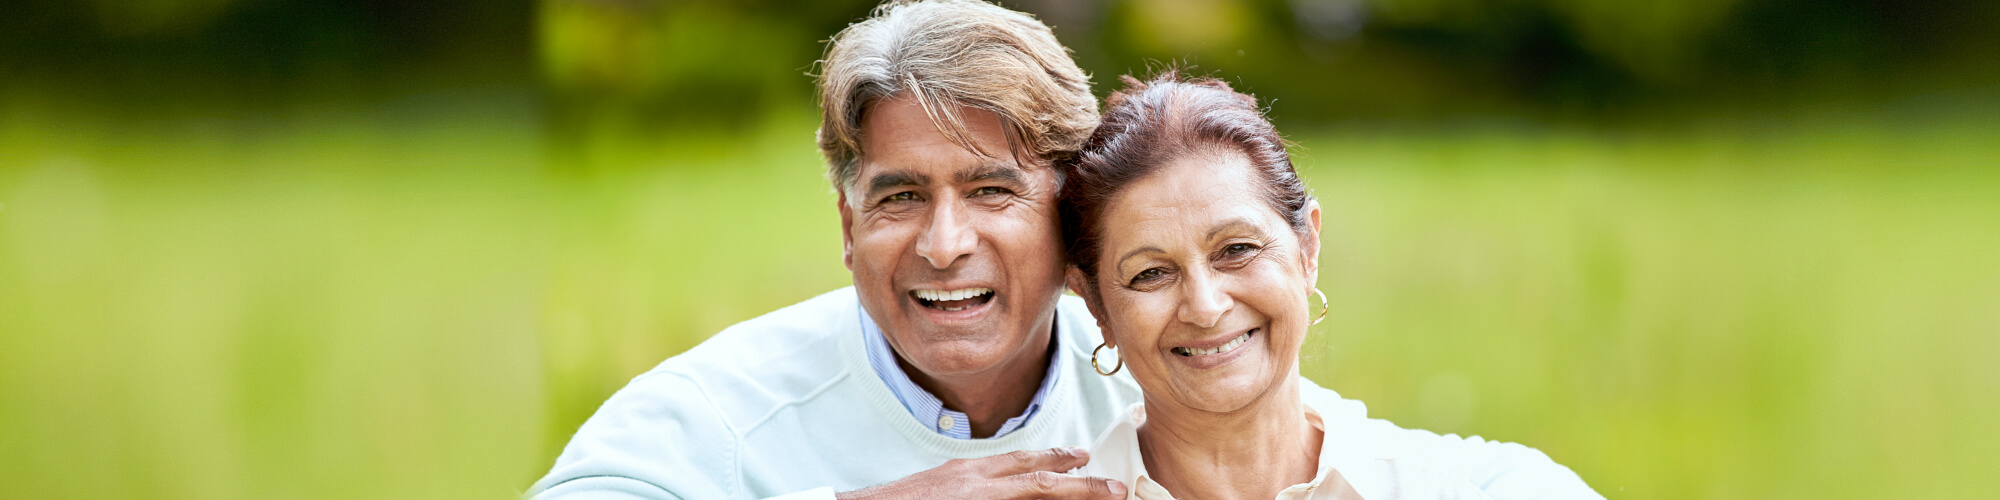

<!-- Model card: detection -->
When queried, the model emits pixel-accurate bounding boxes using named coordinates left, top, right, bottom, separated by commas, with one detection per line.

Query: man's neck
left=896, top=323, right=1056, bottom=438
left=1137, top=375, right=1321, bottom=500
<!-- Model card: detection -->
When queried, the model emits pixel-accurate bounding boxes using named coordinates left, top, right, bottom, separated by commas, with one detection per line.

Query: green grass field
left=2, top=97, right=1995, bottom=498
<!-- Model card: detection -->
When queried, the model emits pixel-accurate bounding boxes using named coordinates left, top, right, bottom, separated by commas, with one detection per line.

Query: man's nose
left=1176, top=268, right=1231, bottom=329
left=915, top=199, right=977, bottom=269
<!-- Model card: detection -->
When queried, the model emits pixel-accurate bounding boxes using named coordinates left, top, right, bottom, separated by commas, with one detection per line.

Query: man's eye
left=970, top=186, right=1012, bottom=196
left=882, top=191, right=919, bottom=203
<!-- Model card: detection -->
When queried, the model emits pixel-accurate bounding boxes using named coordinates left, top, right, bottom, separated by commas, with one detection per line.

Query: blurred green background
left=3, top=0, right=1997, bottom=498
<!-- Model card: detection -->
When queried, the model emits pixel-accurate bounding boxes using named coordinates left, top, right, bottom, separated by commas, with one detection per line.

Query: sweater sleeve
left=1363, top=419, right=1603, bottom=500
left=529, top=371, right=738, bottom=500
left=1444, top=434, right=1599, bottom=500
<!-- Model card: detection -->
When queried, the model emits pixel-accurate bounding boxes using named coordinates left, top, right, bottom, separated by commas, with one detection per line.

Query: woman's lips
left=1173, top=328, right=1256, bottom=357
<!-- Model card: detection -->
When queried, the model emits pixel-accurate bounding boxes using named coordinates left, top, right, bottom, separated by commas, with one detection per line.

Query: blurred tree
left=1, top=0, right=534, bottom=112
left=6, top=0, right=1993, bottom=149
left=531, top=0, right=2000, bottom=142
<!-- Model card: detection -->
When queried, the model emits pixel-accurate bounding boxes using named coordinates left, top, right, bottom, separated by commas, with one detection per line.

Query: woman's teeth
left=1174, top=330, right=1254, bottom=357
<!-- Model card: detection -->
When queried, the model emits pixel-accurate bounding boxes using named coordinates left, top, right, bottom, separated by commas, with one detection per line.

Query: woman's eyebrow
left=1206, top=218, right=1262, bottom=241
left=1116, top=245, right=1164, bottom=269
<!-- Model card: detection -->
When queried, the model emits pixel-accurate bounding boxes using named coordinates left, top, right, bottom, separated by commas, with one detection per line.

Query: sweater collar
left=858, top=300, right=1067, bottom=440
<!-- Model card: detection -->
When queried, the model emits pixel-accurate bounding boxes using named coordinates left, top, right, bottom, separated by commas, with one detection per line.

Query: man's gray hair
left=815, top=0, right=1098, bottom=197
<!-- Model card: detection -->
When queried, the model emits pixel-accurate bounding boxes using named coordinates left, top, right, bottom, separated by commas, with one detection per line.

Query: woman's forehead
left=1099, top=157, right=1279, bottom=247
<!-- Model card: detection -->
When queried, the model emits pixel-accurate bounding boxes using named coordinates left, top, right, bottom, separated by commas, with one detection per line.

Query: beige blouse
left=1074, top=379, right=1593, bottom=499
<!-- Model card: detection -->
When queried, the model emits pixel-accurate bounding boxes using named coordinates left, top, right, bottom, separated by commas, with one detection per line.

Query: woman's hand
left=836, top=447, right=1127, bottom=500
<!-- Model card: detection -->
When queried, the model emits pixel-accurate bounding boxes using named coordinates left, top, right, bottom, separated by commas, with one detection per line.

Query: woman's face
left=1071, top=147, right=1321, bottom=414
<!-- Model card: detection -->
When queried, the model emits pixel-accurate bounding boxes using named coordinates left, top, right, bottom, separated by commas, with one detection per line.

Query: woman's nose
left=1176, top=269, right=1231, bottom=329
left=915, top=200, right=977, bottom=269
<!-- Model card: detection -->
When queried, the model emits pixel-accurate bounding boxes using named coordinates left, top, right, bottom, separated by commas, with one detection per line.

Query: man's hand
left=835, top=447, right=1127, bottom=500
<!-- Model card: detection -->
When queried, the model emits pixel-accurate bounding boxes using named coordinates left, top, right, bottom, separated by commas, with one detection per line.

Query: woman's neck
left=1136, top=376, right=1322, bottom=500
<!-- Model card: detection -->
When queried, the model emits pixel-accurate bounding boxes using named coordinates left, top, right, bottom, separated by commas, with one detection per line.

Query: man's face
left=839, top=95, right=1067, bottom=380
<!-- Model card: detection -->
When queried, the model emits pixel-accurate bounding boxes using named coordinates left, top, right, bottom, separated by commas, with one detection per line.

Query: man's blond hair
left=815, top=0, right=1098, bottom=197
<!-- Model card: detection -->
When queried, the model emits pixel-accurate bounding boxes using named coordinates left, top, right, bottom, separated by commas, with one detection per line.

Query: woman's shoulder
left=1075, top=402, right=1146, bottom=480
left=1298, top=375, right=1603, bottom=499
left=1297, top=376, right=1370, bottom=420
left=1300, top=376, right=1520, bottom=458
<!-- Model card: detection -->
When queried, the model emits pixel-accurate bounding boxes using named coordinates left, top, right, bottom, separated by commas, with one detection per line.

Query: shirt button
left=938, top=415, right=955, bottom=430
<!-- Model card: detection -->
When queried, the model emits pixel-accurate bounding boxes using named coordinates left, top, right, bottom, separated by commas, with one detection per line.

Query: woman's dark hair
left=1059, top=70, right=1312, bottom=281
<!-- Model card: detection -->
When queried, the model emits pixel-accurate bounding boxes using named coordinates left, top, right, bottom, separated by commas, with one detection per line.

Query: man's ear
left=1065, top=265, right=1115, bottom=348
left=1301, top=199, right=1323, bottom=286
left=837, top=190, right=856, bottom=271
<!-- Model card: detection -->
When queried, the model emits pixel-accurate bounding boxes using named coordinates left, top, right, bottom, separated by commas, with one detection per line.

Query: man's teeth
left=1174, top=330, right=1254, bottom=357
left=913, top=288, right=993, bottom=302
left=916, top=290, right=992, bottom=308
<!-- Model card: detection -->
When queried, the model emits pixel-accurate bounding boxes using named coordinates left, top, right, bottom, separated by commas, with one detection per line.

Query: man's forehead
left=853, top=95, right=1054, bottom=181
left=856, top=156, right=1052, bottom=191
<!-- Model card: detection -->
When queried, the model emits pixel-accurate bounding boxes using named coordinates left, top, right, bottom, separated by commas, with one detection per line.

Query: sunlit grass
left=1294, top=124, right=2000, bottom=499
left=2, top=95, right=1994, bottom=498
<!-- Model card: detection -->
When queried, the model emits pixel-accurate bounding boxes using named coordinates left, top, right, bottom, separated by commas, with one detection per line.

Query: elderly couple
left=531, top=1, right=1600, bottom=499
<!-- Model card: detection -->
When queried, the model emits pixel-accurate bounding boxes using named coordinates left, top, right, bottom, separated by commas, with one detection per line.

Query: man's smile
left=910, top=287, right=995, bottom=312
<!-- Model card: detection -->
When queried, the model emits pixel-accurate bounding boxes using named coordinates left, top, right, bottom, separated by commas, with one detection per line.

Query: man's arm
left=531, top=372, right=1124, bottom=500
left=529, top=372, right=732, bottom=499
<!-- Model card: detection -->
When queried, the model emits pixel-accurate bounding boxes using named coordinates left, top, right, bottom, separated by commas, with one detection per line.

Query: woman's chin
left=1161, top=365, right=1277, bottom=414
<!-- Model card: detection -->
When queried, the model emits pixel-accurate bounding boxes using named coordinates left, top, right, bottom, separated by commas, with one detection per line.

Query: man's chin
left=899, top=338, right=1026, bottom=376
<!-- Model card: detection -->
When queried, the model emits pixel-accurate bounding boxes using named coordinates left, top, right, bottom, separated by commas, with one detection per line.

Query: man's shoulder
left=635, top=286, right=864, bottom=430
left=1053, top=294, right=1144, bottom=407
left=535, top=287, right=874, bottom=498
left=1053, top=293, right=1105, bottom=357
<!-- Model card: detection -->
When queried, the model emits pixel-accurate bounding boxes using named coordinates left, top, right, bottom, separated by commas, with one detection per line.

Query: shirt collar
left=860, top=301, right=1065, bottom=439
left=1090, top=400, right=1375, bottom=500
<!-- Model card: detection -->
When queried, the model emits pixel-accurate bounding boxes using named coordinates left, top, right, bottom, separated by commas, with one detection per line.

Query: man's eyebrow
left=957, top=163, right=1025, bottom=185
left=865, top=170, right=930, bottom=196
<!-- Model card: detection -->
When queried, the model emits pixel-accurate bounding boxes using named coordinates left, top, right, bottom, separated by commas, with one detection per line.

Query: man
left=528, top=1, right=1141, bottom=498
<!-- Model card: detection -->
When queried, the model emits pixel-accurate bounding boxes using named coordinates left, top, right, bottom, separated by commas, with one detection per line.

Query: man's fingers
left=992, top=447, right=1093, bottom=476
left=1001, top=470, right=1127, bottom=500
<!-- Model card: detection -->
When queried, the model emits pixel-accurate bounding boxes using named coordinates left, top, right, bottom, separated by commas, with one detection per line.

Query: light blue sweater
left=529, top=287, right=1145, bottom=499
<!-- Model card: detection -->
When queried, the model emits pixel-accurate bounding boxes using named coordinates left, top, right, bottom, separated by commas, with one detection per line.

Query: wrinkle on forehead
left=1096, top=147, right=1285, bottom=268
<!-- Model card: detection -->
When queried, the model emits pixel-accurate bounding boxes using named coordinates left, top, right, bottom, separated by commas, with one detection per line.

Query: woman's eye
left=1128, top=267, right=1165, bottom=286
left=1223, top=243, right=1257, bottom=256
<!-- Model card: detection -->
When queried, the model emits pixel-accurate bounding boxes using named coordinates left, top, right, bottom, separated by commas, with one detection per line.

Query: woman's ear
left=1064, top=265, right=1115, bottom=348
left=1301, top=199, right=1323, bottom=286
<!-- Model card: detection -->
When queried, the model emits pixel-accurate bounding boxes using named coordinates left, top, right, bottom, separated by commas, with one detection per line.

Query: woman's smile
left=1171, top=327, right=1254, bottom=357
left=1167, top=326, right=1260, bottom=370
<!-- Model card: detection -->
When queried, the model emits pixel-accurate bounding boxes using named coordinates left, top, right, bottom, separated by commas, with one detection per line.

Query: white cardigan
left=1077, top=381, right=1604, bottom=499
left=529, top=287, right=1145, bottom=499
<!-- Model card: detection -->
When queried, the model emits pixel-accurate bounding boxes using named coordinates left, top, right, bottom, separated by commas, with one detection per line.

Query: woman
left=1058, top=72, right=1601, bottom=499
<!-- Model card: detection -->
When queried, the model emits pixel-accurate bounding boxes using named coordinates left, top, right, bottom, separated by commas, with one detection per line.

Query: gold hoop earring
left=1091, top=342, right=1123, bottom=376
left=1310, top=287, right=1329, bottom=326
